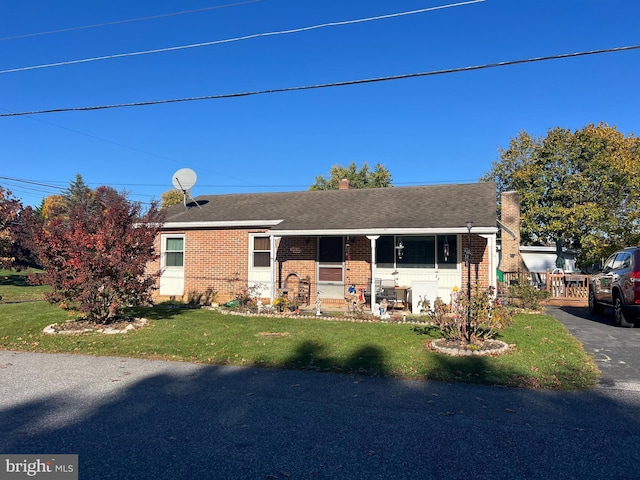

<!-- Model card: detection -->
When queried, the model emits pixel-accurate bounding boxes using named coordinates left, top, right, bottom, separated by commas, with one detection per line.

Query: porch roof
left=162, top=182, right=497, bottom=234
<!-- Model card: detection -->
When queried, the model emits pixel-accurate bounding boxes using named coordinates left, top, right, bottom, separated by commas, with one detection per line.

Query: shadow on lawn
left=280, top=341, right=388, bottom=376
left=0, top=273, right=35, bottom=287
left=127, top=304, right=197, bottom=321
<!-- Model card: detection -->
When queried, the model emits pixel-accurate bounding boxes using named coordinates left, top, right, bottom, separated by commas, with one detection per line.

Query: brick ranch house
left=152, top=181, right=498, bottom=312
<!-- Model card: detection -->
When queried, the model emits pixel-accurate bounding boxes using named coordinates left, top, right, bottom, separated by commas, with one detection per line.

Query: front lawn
left=0, top=297, right=599, bottom=389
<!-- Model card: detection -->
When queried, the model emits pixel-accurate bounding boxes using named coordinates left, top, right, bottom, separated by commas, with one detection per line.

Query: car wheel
left=588, top=288, right=604, bottom=315
left=614, top=294, right=634, bottom=328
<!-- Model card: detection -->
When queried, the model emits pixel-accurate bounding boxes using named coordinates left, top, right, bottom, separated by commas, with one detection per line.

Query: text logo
left=1, top=455, right=77, bottom=480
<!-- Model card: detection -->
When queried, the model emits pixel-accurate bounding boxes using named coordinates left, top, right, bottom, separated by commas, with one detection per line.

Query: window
left=613, top=252, right=631, bottom=270
left=318, top=237, right=344, bottom=296
left=401, top=236, right=435, bottom=268
left=164, top=237, right=184, bottom=267
left=437, top=235, right=458, bottom=269
left=602, top=254, right=616, bottom=273
left=252, top=236, right=270, bottom=268
left=375, top=235, right=459, bottom=269
left=376, top=236, right=395, bottom=267
left=318, top=237, right=343, bottom=263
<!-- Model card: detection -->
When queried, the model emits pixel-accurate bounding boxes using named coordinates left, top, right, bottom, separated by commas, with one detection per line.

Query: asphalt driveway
left=546, top=305, right=640, bottom=391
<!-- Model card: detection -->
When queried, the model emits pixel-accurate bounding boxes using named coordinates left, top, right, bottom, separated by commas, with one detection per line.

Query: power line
left=1, top=44, right=637, bottom=118
left=0, top=176, right=160, bottom=205
left=0, top=176, right=66, bottom=202
left=0, top=1, right=262, bottom=42
left=0, top=176, right=65, bottom=191
left=1, top=177, right=482, bottom=194
left=0, top=106, right=253, bottom=185
left=0, top=0, right=485, bottom=75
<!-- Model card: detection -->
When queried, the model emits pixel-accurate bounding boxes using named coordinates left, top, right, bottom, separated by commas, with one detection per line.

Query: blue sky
left=1, top=0, right=639, bottom=207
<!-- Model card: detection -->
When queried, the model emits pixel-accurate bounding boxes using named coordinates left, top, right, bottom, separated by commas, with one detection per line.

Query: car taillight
left=633, top=271, right=640, bottom=304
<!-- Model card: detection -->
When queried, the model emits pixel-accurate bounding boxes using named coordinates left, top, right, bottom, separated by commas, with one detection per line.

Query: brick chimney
left=500, top=191, right=526, bottom=273
left=338, top=178, right=351, bottom=190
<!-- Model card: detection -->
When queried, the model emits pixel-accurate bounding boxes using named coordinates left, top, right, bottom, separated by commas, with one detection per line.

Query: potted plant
left=272, top=296, right=290, bottom=312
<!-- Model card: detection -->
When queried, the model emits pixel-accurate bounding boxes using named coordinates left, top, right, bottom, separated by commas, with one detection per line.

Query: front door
left=317, top=237, right=344, bottom=299
left=159, top=235, right=185, bottom=296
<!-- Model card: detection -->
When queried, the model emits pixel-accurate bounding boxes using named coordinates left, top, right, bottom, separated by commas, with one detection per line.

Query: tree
left=29, top=179, right=165, bottom=323
left=482, top=123, right=640, bottom=265
left=160, top=189, right=184, bottom=208
left=40, top=195, right=66, bottom=221
left=310, top=162, right=393, bottom=190
left=0, top=187, right=23, bottom=269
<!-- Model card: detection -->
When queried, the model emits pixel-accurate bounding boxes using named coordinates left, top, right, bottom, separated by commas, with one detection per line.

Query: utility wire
left=1, top=44, right=637, bottom=118
left=1, top=177, right=480, bottom=195
left=0, top=0, right=485, bottom=75
left=0, top=176, right=66, bottom=201
left=0, top=106, right=254, bottom=185
left=0, top=176, right=65, bottom=190
left=0, top=176, right=160, bottom=205
left=0, top=1, right=262, bottom=42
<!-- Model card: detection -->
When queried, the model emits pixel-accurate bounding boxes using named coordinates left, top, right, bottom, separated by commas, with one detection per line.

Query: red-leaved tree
left=30, top=182, right=165, bottom=323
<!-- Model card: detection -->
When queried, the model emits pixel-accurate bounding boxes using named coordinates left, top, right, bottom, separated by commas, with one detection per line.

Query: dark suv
left=588, top=247, right=640, bottom=327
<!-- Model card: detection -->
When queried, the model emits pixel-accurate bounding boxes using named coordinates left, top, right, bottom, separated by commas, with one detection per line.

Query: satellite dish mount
left=172, top=168, right=201, bottom=209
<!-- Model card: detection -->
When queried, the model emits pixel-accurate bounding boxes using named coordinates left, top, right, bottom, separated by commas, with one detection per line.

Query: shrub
left=508, top=282, right=550, bottom=310
left=28, top=179, right=164, bottom=323
left=235, top=282, right=265, bottom=306
left=427, top=286, right=512, bottom=343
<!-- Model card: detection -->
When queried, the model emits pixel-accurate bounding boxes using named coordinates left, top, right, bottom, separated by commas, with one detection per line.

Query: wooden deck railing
left=499, top=270, right=590, bottom=307
left=546, top=270, right=589, bottom=306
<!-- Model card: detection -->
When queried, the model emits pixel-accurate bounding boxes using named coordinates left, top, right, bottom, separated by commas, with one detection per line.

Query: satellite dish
left=172, top=168, right=197, bottom=192
left=171, top=168, right=201, bottom=209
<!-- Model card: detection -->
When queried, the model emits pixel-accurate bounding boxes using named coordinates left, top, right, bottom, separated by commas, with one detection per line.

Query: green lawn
left=0, top=268, right=49, bottom=302
left=0, top=271, right=599, bottom=390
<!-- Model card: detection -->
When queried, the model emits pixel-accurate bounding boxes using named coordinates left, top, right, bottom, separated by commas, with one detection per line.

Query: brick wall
left=344, top=236, right=371, bottom=291
left=187, top=228, right=252, bottom=300
left=152, top=228, right=254, bottom=303
left=500, top=191, right=527, bottom=274
left=461, top=234, right=492, bottom=291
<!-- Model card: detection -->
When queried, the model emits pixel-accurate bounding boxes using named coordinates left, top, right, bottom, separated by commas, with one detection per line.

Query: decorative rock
left=43, top=318, right=149, bottom=335
left=430, top=338, right=510, bottom=357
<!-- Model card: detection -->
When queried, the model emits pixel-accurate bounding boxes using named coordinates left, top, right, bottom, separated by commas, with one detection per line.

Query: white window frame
left=249, top=233, right=271, bottom=270
left=161, top=234, right=185, bottom=269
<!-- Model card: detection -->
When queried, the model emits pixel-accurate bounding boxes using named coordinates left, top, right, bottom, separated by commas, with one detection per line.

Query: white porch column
left=367, top=235, right=380, bottom=314
left=483, top=233, right=497, bottom=294
left=269, top=235, right=280, bottom=302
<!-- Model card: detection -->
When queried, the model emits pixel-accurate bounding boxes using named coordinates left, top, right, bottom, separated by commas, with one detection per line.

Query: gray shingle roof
left=163, top=182, right=497, bottom=232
